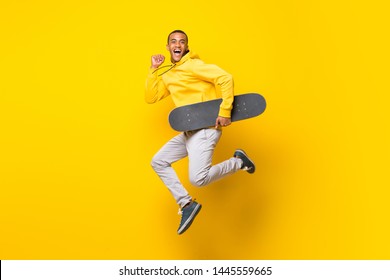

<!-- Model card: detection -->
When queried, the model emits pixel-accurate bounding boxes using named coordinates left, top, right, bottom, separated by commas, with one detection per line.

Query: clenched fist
left=151, top=54, right=165, bottom=69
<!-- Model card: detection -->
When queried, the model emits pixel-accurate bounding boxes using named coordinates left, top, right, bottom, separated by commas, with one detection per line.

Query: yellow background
left=1, top=0, right=389, bottom=259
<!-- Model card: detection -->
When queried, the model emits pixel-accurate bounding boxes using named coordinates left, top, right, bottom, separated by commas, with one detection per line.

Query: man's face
left=166, top=32, right=189, bottom=63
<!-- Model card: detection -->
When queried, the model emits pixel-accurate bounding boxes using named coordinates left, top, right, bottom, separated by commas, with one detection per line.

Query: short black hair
left=167, top=30, right=188, bottom=43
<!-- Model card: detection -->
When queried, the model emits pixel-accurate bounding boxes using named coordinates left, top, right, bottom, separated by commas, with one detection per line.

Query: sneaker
left=234, top=149, right=255, bottom=174
left=177, top=200, right=202, bottom=235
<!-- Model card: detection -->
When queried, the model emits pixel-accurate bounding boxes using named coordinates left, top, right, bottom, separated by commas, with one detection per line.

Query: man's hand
left=215, top=116, right=232, bottom=128
left=151, top=54, right=165, bottom=69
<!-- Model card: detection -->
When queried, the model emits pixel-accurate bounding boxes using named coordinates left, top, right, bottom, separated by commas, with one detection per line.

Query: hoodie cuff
left=218, top=108, right=232, bottom=118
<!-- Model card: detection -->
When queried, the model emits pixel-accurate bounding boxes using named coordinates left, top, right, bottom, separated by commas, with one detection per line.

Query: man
left=145, top=30, right=255, bottom=234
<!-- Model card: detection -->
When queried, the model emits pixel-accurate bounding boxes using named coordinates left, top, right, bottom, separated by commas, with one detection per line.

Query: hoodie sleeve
left=190, top=61, right=234, bottom=118
left=145, top=68, right=170, bottom=104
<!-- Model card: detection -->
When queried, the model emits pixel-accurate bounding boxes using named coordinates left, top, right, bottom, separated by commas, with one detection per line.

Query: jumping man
left=145, top=30, right=255, bottom=234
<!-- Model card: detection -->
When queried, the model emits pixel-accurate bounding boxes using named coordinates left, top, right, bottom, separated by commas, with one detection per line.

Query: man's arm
left=145, top=54, right=170, bottom=104
left=190, top=61, right=234, bottom=127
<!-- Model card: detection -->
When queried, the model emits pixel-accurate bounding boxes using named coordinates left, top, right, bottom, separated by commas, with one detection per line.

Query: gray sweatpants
left=151, top=128, right=243, bottom=207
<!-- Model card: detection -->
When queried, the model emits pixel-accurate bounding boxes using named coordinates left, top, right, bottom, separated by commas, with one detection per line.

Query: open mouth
left=173, top=49, right=182, bottom=55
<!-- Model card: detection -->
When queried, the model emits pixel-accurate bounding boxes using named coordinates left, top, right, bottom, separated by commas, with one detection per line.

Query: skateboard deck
left=169, top=93, right=266, bottom=131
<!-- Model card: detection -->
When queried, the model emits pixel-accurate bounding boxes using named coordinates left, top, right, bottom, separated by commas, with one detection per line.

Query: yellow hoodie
left=145, top=51, right=234, bottom=118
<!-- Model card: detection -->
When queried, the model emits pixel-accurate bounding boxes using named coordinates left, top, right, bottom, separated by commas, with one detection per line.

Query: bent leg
left=151, top=133, right=192, bottom=207
left=187, top=129, right=242, bottom=187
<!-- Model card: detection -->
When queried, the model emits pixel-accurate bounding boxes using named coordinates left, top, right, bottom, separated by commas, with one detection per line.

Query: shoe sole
left=235, top=149, right=255, bottom=174
left=177, top=204, right=202, bottom=235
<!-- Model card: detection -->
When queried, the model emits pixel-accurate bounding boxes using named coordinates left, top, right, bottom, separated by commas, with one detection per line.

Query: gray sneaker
left=234, top=149, right=255, bottom=174
left=177, top=201, right=202, bottom=235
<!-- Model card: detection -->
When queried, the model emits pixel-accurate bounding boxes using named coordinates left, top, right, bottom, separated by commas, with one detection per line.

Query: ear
left=166, top=44, right=169, bottom=51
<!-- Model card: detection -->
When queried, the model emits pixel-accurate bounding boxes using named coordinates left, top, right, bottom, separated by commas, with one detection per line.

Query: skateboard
left=169, top=93, right=266, bottom=131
